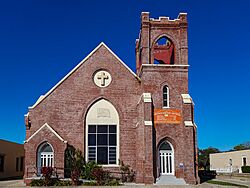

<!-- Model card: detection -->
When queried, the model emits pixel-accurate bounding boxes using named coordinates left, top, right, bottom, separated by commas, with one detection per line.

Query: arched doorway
left=159, top=141, right=174, bottom=175
left=85, top=99, right=119, bottom=165
left=37, top=142, right=54, bottom=174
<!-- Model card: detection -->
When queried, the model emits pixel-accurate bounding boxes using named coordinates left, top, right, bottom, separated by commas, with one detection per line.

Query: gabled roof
left=29, top=42, right=140, bottom=109
left=24, top=123, right=67, bottom=143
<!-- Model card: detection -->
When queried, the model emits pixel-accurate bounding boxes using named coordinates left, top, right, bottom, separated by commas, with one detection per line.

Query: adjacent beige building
left=210, top=150, right=250, bottom=173
left=0, top=139, right=24, bottom=179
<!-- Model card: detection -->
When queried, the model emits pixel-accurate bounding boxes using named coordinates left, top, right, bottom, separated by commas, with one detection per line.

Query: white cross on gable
left=93, top=70, right=112, bottom=88
left=97, top=72, right=109, bottom=86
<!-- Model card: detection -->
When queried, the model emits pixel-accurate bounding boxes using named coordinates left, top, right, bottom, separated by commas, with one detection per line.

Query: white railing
left=211, top=166, right=239, bottom=173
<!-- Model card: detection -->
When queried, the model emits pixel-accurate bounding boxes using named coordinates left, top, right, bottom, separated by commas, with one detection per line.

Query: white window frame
left=85, top=99, right=119, bottom=167
left=86, top=123, right=119, bottom=167
left=87, top=124, right=117, bottom=165
left=37, top=142, right=54, bottom=174
left=163, top=86, right=170, bottom=108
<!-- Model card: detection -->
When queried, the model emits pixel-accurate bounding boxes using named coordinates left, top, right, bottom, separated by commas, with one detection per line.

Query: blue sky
left=0, top=0, right=249, bottom=151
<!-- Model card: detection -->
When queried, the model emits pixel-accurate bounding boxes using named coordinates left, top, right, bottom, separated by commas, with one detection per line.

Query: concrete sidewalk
left=215, top=175, right=250, bottom=187
left=0, top=179, right=242, bottom=187
left=0, top=179, right=25, bottom=187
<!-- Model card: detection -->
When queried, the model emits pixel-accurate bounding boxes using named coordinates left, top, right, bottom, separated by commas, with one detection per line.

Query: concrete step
left=155, top=175, right=187, bottom=185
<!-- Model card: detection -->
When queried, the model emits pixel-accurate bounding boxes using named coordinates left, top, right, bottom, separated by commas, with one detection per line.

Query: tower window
left=153, top=36, right=175, bottom=64
left=163, top=86, right=169, bottom=108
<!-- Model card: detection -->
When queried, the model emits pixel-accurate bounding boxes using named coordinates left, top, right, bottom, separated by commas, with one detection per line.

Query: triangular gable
left=29, top=42, right=140, bottom=109
left=24, top=123, right=67, bottom=143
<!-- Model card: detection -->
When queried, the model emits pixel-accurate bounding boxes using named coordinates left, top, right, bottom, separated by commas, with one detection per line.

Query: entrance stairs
left=155, top=175, right=187, bottom=185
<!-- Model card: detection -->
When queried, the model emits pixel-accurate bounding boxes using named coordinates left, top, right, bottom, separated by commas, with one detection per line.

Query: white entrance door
left=160, top=150, right=174, bottom=175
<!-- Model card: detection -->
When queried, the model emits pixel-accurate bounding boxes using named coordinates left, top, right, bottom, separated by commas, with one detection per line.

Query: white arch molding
left=85, top=99, right=119, bottom=166
left=158, top=140, right=175, bottom=175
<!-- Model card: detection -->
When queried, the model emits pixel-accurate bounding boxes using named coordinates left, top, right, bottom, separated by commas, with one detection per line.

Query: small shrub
left=64, top=146, right=85, bottom=185
left=82, top=181, right=98, bottom=186
left=198, top=170, right=216, bottom=183
left=91, top=168, right=106, bottom=185
left=41, top=167, right=54, bottom=186
left=104, top=179, right=121, bottom=186
left=71, top=168, right=81, bottom=185
left=120, top=161, right=135, bottom=182
left=81, top=161, right=100, bottom=180
left=30, top=179, right=72, bottom=186
left=54, top=180, right=72, bottom=186
left=242, top=166, right=250, bottom=173
left=30, top=179, right=45, bottom=186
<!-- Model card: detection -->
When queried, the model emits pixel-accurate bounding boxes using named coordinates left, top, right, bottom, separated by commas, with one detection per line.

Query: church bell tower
left=135, top=12, right=198, bottom=184
left=136, top=12, right=188, bottom=74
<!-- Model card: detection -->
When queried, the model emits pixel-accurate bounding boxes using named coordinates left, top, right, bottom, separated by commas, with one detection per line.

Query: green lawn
left=207, top=180, right=248, bottom=188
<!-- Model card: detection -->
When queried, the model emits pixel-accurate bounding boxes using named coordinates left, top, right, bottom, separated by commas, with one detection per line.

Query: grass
left=207, top=180, right=248, bottom=187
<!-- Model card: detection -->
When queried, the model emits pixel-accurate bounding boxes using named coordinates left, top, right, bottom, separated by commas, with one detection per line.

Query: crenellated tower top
left=136, top=12, right=188, bottom=75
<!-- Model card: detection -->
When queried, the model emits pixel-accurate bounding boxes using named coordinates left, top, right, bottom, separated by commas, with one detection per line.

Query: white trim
left=143, top=93, right=152, bottom=103
left=178, top=12, right=187, bottom=17
left=144, top=121, right=153, bottom=126
left=24, top=123, right=67, bottom=143
left=29, top=42, right=140, bottom=109
left=102, top=164, right=120, bottom=168
left=142, top=64, right=189, bottom=67
left=184, top=121, right=194, bottom=127
left=137, top=94, right=143, bottom=105
left=181, top=94, right=193, bottom=104
left=162, top=106, right=170, bottom=109
left=29, top=95, right=44, bottom=109
left=159, top=16, right=169, bottom=20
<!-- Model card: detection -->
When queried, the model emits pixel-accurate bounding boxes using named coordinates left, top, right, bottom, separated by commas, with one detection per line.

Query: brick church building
left=24, top=12, right=199, bottom=184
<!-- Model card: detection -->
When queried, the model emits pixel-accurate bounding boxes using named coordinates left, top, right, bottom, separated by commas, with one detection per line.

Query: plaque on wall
left=154, top=109, right=181, bottom=124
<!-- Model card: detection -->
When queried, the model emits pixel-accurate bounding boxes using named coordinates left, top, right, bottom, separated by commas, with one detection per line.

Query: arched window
left=37, top=142, right=54, bottom=173
left=153, top=36, right=175, bottom=64
left=86, top=99, right=119, bottom=165
left=163, top=86, right=169, bottom=108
